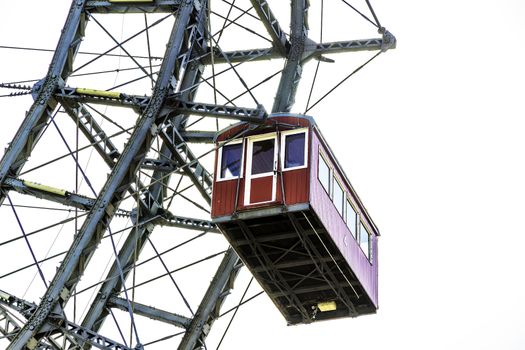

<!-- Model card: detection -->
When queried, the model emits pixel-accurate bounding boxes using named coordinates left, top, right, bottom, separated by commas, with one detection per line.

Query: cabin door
left=245, top=133, right=278, bottom=205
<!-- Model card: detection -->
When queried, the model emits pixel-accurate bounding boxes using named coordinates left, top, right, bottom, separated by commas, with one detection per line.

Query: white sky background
left=1, top=1, right=525, bottom=349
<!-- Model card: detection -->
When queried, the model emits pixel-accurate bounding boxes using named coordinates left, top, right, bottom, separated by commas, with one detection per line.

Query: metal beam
left=179, top=131, right=215, bottom=144
left=248, top=0, right=289, bottom=55
left=6, top=3, right=200, bottom=348
left=58, top=99, right=121, bottom=164
left=235, top=220, right=313, bottom=323
left=108, top=296, right=191, bottom=329
left=0, top=0, right=88, bottom=206
left=56, top=87, right=149, bottom=112
left=78, top=2, right=212, bottom=341
left=57, top=88, right=267, bottom=123
left=204, top=47, right=278, bottom=64
left=158, top=125, right=213, bottom=204
left=153, top=213, right=219, bottom=233
left=2, top=176, right=95, bottom=210
left=252, top=256, right=338, bottom=272
left=272, top=0, right=309, bottom=112
left=85, top=0, right=182, bottom=14
left=177, top=248, right=241, bottom=350
left=0, top=290, right=131, bottom=350
left=163, top=99, right=267, bottom=123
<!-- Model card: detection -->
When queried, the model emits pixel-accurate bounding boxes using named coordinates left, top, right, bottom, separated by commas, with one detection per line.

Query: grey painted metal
left=0, top=290, right=130, bottom=350
left=57, top=88, right=267, bottom=123
left=78, top=3, right=208, bottom=340
left=3, top=176, right=212, bottom=233
left=207, top=33, right=395, bottom=65
left=234, top=220, right=313, bottom=322
left=0, top=0, right=396, bottom=347
left=108, top=296, right=191, bottom=329
left=163, top=99, right=267, bottom=123
left=58, top=99, right=121, bottom=163
left=272, top=0, right=309, bottom=113
left=249, top=0, right=289, bottom=55
left=85, top=0, right=182, bottom=14
left=177, top=247, right=241, bottom=350
left=0, top=306, right=22, bottom=342
left=5, top=2, right=199, bottom=348
left=158, top=125, right=213, bottom=204
left=153, top=213, right=219, bottom=233
left=204, top=47, right=278, bottom=64
left=179, top=130, right=216, bottom=143
left=0, top=0, right=88, bottom=206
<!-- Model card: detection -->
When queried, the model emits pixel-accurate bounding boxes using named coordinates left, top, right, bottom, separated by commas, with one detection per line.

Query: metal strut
left=0, top=0, right=395, bottom=348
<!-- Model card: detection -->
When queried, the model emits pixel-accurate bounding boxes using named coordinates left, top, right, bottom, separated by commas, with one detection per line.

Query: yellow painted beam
left=23, top=180, right=68, bottom=197
left=76, top=88, right=121, bottom=99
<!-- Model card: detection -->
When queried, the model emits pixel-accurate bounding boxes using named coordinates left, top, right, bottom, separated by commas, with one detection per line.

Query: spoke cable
left=5, top=193, right=48, bottom=289
left=305, top=51, right=382, bottom=114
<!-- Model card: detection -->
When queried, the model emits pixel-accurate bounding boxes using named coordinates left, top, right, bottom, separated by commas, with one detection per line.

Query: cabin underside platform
left=215, top=207, right=376, bottom=325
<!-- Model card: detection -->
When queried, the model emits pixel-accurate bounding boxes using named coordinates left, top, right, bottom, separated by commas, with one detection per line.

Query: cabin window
left=251, top=138, right=275, bottom=175
left=318, top=153, right=331, bottom=195
left=346, top=198, right=357, bottom=238
left=359, top=222, right=371, bottom=261
left=219, top=142, right=243, bottom=180
left=333, top=177, right=344, bottom=217
left=283, top=131, right=307, bottom=170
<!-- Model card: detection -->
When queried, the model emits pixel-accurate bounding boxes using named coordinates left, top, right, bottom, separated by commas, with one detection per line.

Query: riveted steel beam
left=179, top=131, right=215, bottom=144
left=6, top=2, right=201, bottom=348
left=78, top=2, right=213, bottom=341
left=177, top=248, right=241, bottom=350
left=0, top=0, right=88, bottom=207
left=85, top=0, right=182, bottom=14
left=272, top=0, right=309, bottom=113
left=2, top=177, right=95, bottom=210
left=158, top=125, right=213, bottom=204
left=204, top=47, right=278, bottom=64
left=163, top=99, right=267, bottom=123
left=249, top=0, right=289, bottom=55
left=108, top=296, right=192, bottom=329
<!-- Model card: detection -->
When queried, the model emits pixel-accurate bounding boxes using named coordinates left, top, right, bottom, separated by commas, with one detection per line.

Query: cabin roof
left=214, top=113, right=316, bottom=142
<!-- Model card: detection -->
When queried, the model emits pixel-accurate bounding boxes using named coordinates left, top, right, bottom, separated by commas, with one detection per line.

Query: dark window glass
left=346, top=199, right=357, bottom=238
left=333, top=178, right=344, bottom=216
left=359, top=222, right=370, bottom=260
left=318, top=153, right=330, bottom=194
left=284, top=133, right=305, bottom=169
left=220, top=143, right=243, bottom=179
left=251, top=139, right=275, bottom=175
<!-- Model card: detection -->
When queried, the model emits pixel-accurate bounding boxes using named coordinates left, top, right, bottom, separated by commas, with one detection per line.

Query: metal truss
left=0, top=0, right=395, bottom=348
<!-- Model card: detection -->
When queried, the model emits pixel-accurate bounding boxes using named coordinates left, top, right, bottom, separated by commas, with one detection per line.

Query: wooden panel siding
left=281, top=168, right=309, bottom=205
left=309, top=128, right=379, bottom=307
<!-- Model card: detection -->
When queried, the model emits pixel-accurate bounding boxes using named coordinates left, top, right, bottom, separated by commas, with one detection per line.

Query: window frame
left=246, top=132, right=278, bottom=179
left=216, top=139, right=244, bottom=182
left=332, top=175, right=345, bottom=218
left=280, top=128, right=309, bottom=172
left=317, top=150, right=331, bottom=197
left=346, top=197, right=358, bottom=239
left=358, top=221, right=372, bottom=263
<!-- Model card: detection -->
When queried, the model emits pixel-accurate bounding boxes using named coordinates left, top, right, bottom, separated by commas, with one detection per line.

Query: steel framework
left=0, top=1, right=395, bottom=349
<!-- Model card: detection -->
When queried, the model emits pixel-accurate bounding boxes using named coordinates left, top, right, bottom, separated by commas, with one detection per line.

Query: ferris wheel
left=0, top=1, right=395, bottom=349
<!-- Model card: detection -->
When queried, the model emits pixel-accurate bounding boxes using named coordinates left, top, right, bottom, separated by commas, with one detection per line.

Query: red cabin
left=212, top=114, right=380, bottom=324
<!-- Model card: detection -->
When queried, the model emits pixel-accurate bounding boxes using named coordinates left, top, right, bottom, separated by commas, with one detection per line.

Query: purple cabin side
left=309, top=127, right=379, bottom=307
